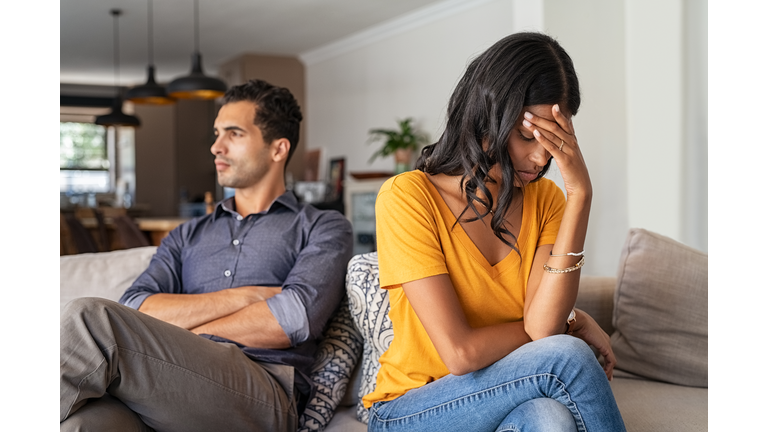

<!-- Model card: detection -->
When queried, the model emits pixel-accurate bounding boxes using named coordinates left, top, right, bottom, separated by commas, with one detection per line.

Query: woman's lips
left=517, top=170, right=540, bottom=182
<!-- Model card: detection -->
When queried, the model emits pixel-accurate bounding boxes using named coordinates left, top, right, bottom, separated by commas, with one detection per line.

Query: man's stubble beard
left=217, top=156, right=271, bottom=189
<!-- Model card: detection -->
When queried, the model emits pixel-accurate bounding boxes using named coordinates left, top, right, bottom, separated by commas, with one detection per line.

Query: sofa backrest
left=576, top=276, right=616, bottom=335
left=60, top=246, right=157, bottom=315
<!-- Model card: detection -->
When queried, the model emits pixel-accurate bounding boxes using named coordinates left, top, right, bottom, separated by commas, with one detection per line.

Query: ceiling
left=61, top=0, right=444, bottom=86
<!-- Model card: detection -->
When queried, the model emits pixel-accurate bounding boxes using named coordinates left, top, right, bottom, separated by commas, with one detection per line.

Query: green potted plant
left=367, top=118, right=429, bottom=174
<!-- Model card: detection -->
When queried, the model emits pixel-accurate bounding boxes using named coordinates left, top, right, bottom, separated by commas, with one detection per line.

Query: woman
left=365, top=32, right=626, bottom=431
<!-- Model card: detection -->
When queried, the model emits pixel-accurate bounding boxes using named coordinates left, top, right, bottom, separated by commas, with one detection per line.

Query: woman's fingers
left=571, top=309, right=615, bottom=380
left=604, top=349, right=616, bottom=380
left=597, top=336, right=616, bottom=380
left=552, top=104, right=574, bottom=136
left=523, top=107, right=573, bottom=148
left=531, top=128, right=560, bottom=154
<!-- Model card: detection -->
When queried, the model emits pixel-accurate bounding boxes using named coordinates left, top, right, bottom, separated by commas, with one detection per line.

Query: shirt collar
left=213, top=190, right=299, bottom=220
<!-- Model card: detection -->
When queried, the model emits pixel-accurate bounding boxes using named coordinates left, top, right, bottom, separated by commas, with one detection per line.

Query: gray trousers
left=60, top=297, right=298, bottom=432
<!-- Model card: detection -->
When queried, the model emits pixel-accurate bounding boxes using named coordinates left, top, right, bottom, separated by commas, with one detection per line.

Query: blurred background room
left=60, top=0, right=707, bottom=275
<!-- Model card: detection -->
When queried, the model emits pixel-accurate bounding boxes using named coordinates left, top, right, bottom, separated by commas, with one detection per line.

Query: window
left=60, top=122, right=110, bottom=193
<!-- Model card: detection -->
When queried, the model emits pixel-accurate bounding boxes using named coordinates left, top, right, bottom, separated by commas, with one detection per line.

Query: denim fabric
left=367, top=335, right=625, bottom=432
left=497, top=398, right=577, bottom=432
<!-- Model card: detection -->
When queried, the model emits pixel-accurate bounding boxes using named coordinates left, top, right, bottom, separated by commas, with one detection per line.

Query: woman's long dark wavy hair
left=416, top=32, right=580, bottom=251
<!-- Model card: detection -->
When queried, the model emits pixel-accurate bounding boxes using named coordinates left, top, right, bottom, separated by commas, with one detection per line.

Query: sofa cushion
left=60, top=246, right=158, bottom=314
left=323, top=405, right=368, bottom=432
left=298, top=295, right=363, bottom=432
left=345, top=252, right=391, bottom=424
left=610, top=371, right=707, bottom=432
left=610, top=228, right=708, bottom=387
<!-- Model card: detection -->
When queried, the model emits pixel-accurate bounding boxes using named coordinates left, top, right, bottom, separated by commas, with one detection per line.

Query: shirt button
left=232, top=239, right=240, bottom=246
left=236, top=215, right=243, bottom=221
left=224, top=270, right=232, bottom=277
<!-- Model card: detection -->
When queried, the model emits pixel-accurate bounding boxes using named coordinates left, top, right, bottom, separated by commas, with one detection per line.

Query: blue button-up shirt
left=119, top=191, right=353, bottom=395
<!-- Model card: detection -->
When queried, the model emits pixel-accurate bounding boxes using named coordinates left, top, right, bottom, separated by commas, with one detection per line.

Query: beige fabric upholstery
left=610, top=229, right=708, bottom=387
left=610, top=370, right=707, bottom=432
left=324, top=405, right=367, bottom=432
left=575, top=276, right=616, bottom=335
left=59, top=247, right=157, bottom=315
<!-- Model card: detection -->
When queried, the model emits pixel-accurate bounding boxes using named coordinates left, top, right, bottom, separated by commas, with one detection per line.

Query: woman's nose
left=530, top=145, right=550, bottom=166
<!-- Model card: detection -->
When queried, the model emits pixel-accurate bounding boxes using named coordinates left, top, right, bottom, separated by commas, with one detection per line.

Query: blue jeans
left=367, top=335, right=625, bottom=432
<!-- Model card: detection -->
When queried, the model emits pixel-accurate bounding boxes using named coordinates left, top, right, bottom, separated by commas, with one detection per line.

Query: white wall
left=302, top=0, right=524, bottom=178
left=302, top=0, right=707, bottom=275
left=625, top=0, right=685, bottom=244
left=683, top=0, right=708, bottom=252
left=542, top=0, right=629, bottom=276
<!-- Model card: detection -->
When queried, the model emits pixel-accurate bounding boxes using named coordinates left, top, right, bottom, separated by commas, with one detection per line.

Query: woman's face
left=507, top=104, right=562, bottom=187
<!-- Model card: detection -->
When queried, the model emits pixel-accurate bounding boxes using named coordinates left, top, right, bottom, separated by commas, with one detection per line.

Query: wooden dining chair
left=91, top=208, right=111, bottom=252
left=62, top=213, right=99, bottom=254
left=112, top=215, right=151, bottom=249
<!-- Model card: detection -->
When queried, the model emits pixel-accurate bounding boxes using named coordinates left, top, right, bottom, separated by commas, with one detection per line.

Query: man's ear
left=271, top=138, right=291, bottom=163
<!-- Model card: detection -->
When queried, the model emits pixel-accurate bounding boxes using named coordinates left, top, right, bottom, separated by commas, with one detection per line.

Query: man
left=60, top=79, right=353, bottom=431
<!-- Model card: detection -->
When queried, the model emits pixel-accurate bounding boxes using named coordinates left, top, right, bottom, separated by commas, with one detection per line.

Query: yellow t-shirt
left=362, top=170, right=565, bottom=409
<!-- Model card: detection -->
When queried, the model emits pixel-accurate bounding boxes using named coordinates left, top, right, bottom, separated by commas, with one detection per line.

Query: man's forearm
left=190, top=301, right=291, bottom=349
left=138, top=286, right=281, bottom=330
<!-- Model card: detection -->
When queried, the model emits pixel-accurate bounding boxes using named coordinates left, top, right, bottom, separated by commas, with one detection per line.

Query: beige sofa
left=60, top=228, right=707, bottom=431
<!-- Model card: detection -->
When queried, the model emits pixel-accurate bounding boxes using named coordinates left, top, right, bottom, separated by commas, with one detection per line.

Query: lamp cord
left=194, top=0, right=200, bottom=52
left=110, top=9, right=121, bottom=89
left=148, top=0, right=154, bottom=66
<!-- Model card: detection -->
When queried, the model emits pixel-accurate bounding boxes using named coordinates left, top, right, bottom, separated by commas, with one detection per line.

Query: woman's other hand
left=522, top=104, right=592, bottom=200
left=567, top=308, right=616, bottom=380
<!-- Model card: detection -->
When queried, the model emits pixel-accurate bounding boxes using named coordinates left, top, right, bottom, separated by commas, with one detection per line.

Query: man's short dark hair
left=223, top=79, right=303, bottom=166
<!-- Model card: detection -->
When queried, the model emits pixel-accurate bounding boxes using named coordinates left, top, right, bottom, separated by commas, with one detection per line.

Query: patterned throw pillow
left=345, top=252, right=393, bottom=424
left=298, top=295, right=364, bottom=431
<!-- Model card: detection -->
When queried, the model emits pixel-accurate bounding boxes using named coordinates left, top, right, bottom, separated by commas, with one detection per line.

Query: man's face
left=211, top=101, right=271, bottom=189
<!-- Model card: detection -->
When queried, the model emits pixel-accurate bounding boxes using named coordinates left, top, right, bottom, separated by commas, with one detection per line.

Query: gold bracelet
left=543, top=256, right=585, bottom=274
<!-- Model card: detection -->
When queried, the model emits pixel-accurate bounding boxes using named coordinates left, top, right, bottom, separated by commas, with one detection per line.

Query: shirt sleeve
left=266, top=210, right=353, bottom=346
left=375, top=174, right=448, bottom=289
left=118, top=225, right=186, bottom=310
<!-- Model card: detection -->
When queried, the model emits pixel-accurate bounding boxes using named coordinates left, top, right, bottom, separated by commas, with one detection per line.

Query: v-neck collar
left=420, top=171, right=530, bottom=278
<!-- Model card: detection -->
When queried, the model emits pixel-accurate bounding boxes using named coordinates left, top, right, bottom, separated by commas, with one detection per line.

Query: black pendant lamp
left=96, top=9, right=141, bottom=127
left=126, top=0, right=174, bottom=105
left=167, top=0, right=227, bottom=100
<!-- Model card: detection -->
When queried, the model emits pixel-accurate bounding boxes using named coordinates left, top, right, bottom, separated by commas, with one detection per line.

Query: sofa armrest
left=575, top=275, right=616, bottom=335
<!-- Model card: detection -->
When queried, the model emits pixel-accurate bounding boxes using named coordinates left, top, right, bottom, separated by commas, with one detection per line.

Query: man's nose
left=211, top=136, right=223, bottom=155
